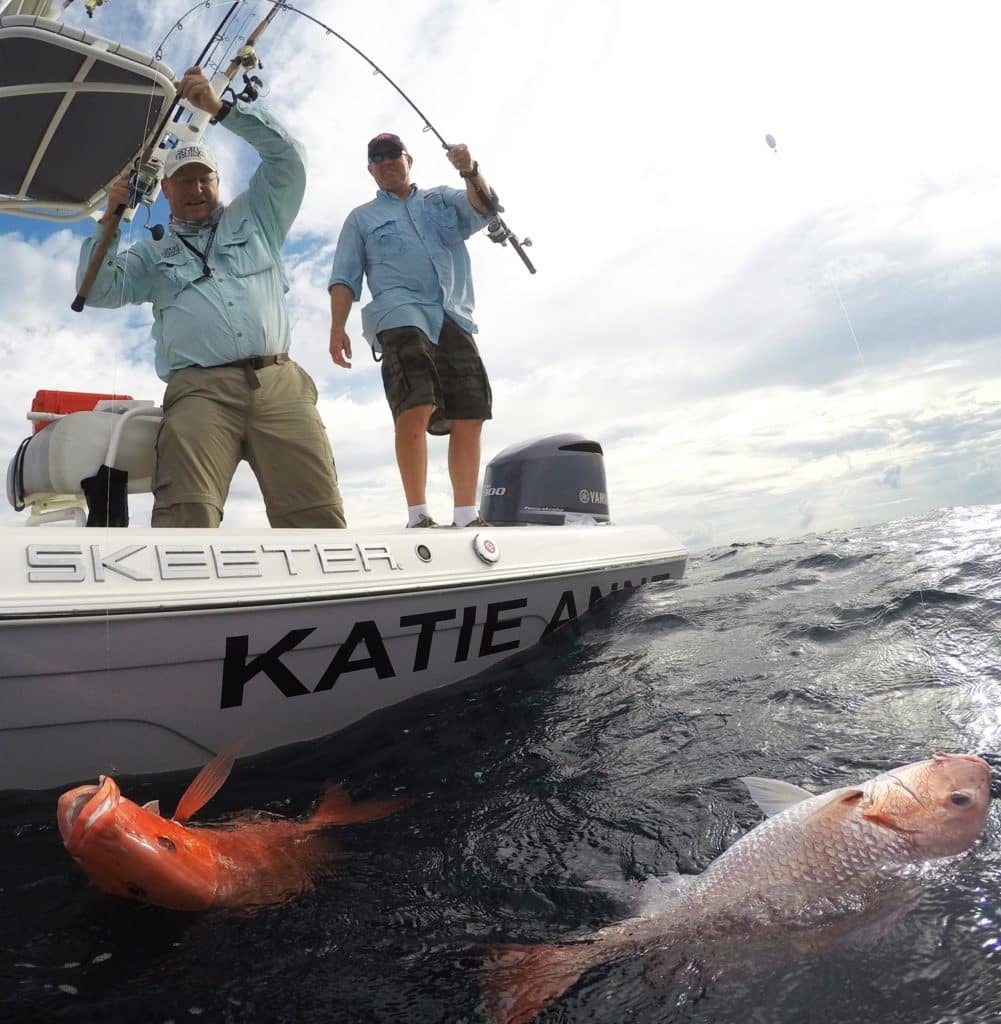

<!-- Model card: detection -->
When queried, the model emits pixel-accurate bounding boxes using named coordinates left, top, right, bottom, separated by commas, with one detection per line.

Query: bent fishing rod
left=138, top=0, right=534, bottom=274
left=72, top=1, right=285, bottom=311
left=272, top=3, right=535, bottom=275
left=74, top=0, right=535, bottom=308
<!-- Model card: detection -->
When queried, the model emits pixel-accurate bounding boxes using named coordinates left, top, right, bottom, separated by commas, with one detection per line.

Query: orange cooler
left=31, top=389, right=134, bottom=432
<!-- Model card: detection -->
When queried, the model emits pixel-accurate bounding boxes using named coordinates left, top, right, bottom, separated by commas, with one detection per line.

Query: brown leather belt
left=199, top=352, right=289, bottom=389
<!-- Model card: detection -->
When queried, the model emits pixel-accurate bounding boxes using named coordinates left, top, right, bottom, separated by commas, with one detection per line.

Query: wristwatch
left=210, top=100, right=233, bottom=125
left=459, top=161, right=479, bottom=179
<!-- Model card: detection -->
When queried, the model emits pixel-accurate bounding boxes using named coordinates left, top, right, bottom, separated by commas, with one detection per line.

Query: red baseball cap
left=367, top=133, right=408, bottom=159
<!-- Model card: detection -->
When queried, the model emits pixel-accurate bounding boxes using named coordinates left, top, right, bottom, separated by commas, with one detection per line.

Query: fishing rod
left=72, top=1, right=285, bottom=311
left=276, top=2, right=536, bottom=275
left=74, top=0, right=534, bottom=283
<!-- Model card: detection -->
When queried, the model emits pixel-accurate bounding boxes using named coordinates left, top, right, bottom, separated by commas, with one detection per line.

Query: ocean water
left=3, top=504, right=1001, bottom=1023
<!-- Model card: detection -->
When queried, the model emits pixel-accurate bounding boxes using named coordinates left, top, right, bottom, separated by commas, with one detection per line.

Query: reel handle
left=509, top=232, right=536, bottom=275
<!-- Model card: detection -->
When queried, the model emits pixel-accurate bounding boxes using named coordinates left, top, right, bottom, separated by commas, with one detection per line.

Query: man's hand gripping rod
left=260, top=4, right=536, bottom=275
left=71, top=3, right=284, bottom=312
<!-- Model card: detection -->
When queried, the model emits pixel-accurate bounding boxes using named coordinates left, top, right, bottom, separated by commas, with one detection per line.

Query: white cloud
left=1, top=0, right=999, bottom=548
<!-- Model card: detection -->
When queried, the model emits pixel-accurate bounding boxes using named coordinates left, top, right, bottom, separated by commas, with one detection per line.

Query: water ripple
left=3, top=506, right=1001, bottom=1023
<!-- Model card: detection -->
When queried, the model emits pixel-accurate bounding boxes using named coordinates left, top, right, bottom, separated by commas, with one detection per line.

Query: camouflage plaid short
left=377, top=318, right=492, bottom=436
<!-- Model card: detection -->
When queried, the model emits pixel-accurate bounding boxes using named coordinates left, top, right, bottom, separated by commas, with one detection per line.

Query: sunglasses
left=369, top=149, right=404, bottom=164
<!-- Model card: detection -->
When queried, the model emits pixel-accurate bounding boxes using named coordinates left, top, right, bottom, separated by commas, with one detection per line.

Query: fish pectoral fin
left=173, top=738, right=247, bottom=823
left=796, top=787, right=870, bottom=828
left=740, top=777, right=816, bottom=817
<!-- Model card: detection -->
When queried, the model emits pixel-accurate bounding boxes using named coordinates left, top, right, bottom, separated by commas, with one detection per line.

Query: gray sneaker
left=453, top=514, right=491, bottom=528
left=408, top=514, right=438, bottom=528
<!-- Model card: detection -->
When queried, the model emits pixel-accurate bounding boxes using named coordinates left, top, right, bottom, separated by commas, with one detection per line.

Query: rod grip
left=71, top=205, right=124, bottom=313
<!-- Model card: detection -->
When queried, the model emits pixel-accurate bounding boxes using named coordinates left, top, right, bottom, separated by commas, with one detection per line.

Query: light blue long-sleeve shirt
left=77, top=101, right=305, bottom=381
left=328, top=185, right=488, bottom=353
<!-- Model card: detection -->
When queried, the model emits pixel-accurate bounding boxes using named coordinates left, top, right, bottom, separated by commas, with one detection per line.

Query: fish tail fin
left=479, top=941, right=601, bottom=1024
left=309, top=785, right=413, bottom=827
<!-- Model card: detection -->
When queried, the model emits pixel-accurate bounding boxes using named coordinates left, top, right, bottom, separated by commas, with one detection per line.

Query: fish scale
left=57, top=747, right=411, bottom=911
left=480, top=752, right=991, bottom=1024
left=693, top=790, right=916, bottom=899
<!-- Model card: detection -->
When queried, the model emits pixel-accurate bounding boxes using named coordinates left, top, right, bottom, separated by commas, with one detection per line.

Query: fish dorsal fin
left=740, top=776, right=816, bottom=817
left=142, top=800, right=161, bottom=816
left=173, top=739, right=246, bottom=823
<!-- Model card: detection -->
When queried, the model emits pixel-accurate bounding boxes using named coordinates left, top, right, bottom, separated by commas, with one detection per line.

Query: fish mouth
left=930, top=751, right=992, bottom=790
left=57, top=776, right=121, bottom=849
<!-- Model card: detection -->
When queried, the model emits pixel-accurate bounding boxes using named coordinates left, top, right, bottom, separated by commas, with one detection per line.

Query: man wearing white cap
left=77, top=66, right=346, bottom=530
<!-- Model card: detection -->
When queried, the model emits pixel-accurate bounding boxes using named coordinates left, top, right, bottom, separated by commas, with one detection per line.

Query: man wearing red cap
left=327, top=133, right=493, bottom=528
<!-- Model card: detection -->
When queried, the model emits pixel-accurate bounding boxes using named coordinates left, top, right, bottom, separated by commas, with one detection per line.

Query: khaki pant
left=151, top=360, right=347, bottom=529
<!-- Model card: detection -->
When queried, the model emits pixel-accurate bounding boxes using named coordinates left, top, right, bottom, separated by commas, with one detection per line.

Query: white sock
left=407, top=504, right=431, bottom=527
left=453, top=505, right=478, bottom=527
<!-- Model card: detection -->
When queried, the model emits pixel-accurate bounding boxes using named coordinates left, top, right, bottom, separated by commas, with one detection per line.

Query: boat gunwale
left=0, top=549, right=686, bottom=622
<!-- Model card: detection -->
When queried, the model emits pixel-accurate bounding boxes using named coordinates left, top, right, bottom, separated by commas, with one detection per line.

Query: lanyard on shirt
left=177, top=223, right=219, bottom=283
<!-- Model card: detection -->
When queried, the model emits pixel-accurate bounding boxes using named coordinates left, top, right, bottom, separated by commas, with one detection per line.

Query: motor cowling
left=480, top=434, right=610, bottom=525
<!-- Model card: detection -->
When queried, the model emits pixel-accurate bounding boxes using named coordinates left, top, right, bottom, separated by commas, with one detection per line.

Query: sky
left=1, top=0, right=999, bottom=552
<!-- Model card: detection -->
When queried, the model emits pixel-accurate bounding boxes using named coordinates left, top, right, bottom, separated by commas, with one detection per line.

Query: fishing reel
left=485, top=216, right=535, bottom=273
left=232, top=71, right=264, bottom=104
left=486, top=217, right=532, bottom=248
left=467, top=181, right=535, bottom=274
left=228, top=42, right=266, bottom=104
left=108, top=162, right=166, bottom=240
left=126, top=163, right=160, bottom=211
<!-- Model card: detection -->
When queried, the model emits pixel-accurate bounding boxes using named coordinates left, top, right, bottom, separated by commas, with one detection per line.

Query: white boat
left=1, top=395, right=687, bottom=791
left=0, top=8, right=688, bottom=790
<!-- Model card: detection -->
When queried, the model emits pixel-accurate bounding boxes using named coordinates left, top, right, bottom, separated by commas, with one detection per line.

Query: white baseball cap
left=164, top=143, right=218, bottom=179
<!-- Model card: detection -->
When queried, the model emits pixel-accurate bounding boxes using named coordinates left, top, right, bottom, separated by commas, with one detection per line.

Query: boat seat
left=7, top=402, right=161, bottom=525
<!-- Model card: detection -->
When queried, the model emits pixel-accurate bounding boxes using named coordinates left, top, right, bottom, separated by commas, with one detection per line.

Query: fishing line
left=64, top=0, right=277, bottom=723
left=151, top=1, right=445, bottom=140
left=272, top=1, right=536, bottom=272
left=90, top=0, right=535, bottom=270
left=762, top=133, right=905, bottom=525
left=154, top=0, right=242, bottom=62
left=826, top=270, right=865, bottom=365
left=277, top=4, right=450, bottom=147
left=765, top=135, right=866, bottom=366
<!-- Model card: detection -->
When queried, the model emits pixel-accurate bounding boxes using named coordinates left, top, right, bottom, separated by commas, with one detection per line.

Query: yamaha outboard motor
left=480, top=434, right=610, bottom=525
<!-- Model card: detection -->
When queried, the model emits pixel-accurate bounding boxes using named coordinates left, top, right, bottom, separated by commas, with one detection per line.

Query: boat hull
left=0, top=524, right=686, bottom=790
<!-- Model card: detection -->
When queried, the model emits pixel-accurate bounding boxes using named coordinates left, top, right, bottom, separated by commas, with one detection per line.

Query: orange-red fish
left=57, top=744, right=409, bottom=911
left=481, top=752, right=991, bottom=1024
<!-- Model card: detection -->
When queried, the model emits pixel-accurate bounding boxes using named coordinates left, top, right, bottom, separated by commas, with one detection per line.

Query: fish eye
left=157, top=835, right=177, bottom=852
left=949, top=792, right=973, bottom=807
